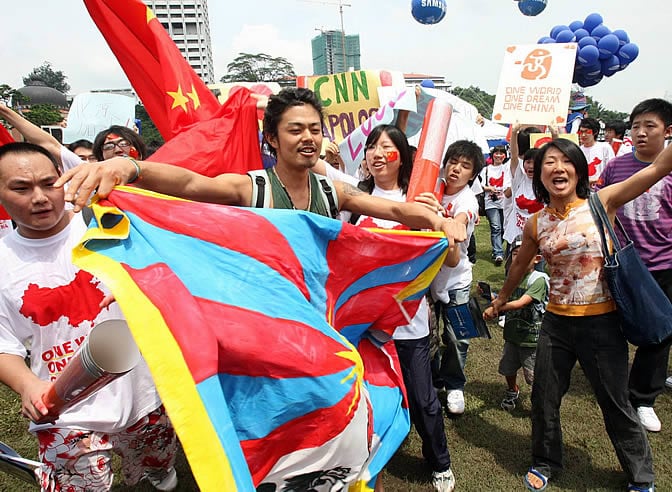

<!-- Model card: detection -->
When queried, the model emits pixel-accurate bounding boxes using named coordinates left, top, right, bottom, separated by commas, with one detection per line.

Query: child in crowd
left=483, top=237, right=549, bottom=411
left=427, top=141, right=483, bottom=416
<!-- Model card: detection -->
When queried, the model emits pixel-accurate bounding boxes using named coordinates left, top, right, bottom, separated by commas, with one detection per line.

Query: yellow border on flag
left=72, top=209, right=240, bottom=492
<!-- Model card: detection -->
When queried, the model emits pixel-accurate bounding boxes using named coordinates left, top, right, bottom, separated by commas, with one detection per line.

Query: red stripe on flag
left=241, top=382, right=362, bottom=485
left=125, top=263, right=353, bottom=382
left=104, top=191, right=309, bottom=300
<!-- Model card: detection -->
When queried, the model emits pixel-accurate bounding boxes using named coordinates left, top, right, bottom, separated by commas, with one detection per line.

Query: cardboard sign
left=62, top=92, right=136, bottom=143
left=297, top=70, right=405, bottom=142
left=492, top=43, right=577, bottom=126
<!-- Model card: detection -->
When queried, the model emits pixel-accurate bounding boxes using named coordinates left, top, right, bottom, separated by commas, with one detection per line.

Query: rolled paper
left=42, top=319, right=141, bottom=417
left=406, top=98, right=453, bottom=201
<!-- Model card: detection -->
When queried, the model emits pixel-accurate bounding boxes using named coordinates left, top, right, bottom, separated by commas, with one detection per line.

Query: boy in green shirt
left=483, top=237, right=549, bottom=411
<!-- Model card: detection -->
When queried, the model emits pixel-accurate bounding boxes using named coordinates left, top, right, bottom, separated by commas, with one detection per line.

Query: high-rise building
left=144, top=0, right=215, bottom=83
left=311, top=30, right=361, bottom=75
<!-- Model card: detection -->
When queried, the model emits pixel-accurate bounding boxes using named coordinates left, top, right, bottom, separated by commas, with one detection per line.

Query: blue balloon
left=583, top=13, right=604, bottom=32
left=569, top=20, right=584, bottom=32
left=550, top=25, right=569, bottom=38
left=538, top=36, right=555, bottom=44
left=618, top=43, right=639, bottom=63
left=601, top=55, right=621, bottom=77
left=411, top=0, right=447, bottom=25
left=578, top=45, right=600, bottom=66
left=518, top=0, right=548, bottom=16
left=591, top=24, right=611, bottom=39
left=420, top=79, right=435, bottom=88
left=612, top=29, right=630, bottom=46
left=574, top=28, right=590, bottom=41
left=555, top=29, right=576, bottom=43
left=578, top=36, right=597, bottom=48
left=598, top=34, right=620, bottom=57
left=584, top=62, right=603, bottom=77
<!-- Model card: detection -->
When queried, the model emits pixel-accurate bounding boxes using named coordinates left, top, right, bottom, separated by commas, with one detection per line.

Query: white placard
left=62, top=92, right=136, bottom=143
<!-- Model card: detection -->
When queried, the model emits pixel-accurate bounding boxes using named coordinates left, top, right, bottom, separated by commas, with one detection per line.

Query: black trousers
left=629, top=269, right=672, bottom=408
left=395, top=336, right=451, bottom=472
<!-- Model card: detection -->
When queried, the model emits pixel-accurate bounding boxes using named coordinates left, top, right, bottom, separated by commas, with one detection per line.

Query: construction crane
left=299, top=0, right=352, bottom=72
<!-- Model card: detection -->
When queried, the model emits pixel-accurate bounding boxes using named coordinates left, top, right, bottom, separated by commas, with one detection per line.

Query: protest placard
left=62, top=93, right=136, bottom=143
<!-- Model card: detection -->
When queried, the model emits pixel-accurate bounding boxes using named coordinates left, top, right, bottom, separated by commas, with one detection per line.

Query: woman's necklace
left=275, top=171, right=312, bottom=211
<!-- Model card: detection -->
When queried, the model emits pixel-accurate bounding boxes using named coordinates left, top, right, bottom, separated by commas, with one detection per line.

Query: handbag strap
left=588, top=193, right=631, bottom=254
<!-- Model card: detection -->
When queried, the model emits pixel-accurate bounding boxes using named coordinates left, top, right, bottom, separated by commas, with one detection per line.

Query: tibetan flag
left=72, top=187, right=448, bottom=491
left=83, top=0, right=262, bottom=176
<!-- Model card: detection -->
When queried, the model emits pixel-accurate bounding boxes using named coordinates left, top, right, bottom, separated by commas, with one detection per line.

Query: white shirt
left=0, top=218, right=161, bottom=433
left=430, top=186, right=478, bottom=300
left=479, top=164, right=511, bottom=210
left=580, top=141, right=615, bottom=182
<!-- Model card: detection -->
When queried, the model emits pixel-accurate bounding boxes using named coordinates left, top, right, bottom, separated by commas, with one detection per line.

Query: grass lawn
left=1, top=221, right=670, bottom=491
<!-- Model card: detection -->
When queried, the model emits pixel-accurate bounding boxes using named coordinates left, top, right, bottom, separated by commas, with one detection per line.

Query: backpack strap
left=247, top=169, right=271, bottom=209
left=314, top=175, right=339, bottom=219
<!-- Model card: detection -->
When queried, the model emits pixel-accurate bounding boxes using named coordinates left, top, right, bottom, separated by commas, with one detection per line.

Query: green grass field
left=1, top=221, right=670, bottom=491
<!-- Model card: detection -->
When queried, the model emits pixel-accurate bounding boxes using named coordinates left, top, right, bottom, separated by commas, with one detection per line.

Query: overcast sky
left=1, top=0, right=669, bottom=114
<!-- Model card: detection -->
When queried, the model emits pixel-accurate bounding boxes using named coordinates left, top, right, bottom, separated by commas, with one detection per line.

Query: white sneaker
left=446, top=389, right=465, bottom=415
left=147, top=467, right=178, bottom=491
left=637, top=406, right=662, bottom=433
left=432, top=468, right=456, bottom=492
left=665, top=376, right=672, bottom=389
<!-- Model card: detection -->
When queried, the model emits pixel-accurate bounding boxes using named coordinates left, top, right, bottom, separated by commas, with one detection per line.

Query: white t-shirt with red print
left=0, top=218, right=161, bottom=433
left=479, top=163, right=511, bottom=210
left=430, top=186, right=479, bottom=301
left=504, top=163, right=544, bottom=243
left=580, top=141, right=615, bottom=183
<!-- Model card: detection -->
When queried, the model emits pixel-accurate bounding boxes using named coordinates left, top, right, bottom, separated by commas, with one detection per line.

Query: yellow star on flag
left=187, top=84, right=201, bottom=110
left=167, top=85, right=190, bottom=112
left=146, top=7, right=156, bottom=23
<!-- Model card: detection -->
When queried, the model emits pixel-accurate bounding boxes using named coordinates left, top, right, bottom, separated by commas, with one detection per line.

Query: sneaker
left=665, top=376, right=672, bottom=389
left=501, top=388, right=520, bottom=411
left=636, top=407, right=661, bottom=433
left=147, top=467, right=178, bottom=491
left=627, top=484, right=654, bottom=492
left=494, top=255, right=504, bottom=266
left=432, top=468, right=456, bottom=492
left=446, top=389, right=465, bottom=415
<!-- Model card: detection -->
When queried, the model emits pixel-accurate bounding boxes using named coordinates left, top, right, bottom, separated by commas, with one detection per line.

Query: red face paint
left=386, top=150, right=399, bottom=162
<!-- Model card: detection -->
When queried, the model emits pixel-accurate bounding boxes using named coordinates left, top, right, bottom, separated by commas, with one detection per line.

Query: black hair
left=359, top=124, right=412, bottom=194
left=629, top=98, right=672, bottom=128
left=443, top=140, right=485, bottom=179
left=579, top=117, right=600, bottom=136
left=262, top=88, right=324, bottom=157
left=66, top=139, right=93, bottom=152
left=92, top=125, right=147, bottom=161
left=517, top=126, right=542, bottom=156
left=523, top=147, right=541, bottom=162
left=0, top=142, right=61, bottom=177
left=604, top=120, right=626, bottom=139
left=532, top=139, right=590, bottom=205
left=490, top=145, right=509, bottom=163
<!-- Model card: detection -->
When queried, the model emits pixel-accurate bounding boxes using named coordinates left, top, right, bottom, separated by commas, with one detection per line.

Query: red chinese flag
left=84, top=0, right=262, bottom=176
left=0, top=124, right=14, bottom=145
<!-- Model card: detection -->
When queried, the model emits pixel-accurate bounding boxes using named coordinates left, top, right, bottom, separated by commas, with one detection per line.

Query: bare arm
left=489, top=218, right=538, bottom=314
left=335, top=181, right=467, bottom=246
left=0, top=354, right=54, bottom=424
left=598, top=142, right=672, bottom=216
left=509, top=123, right=521, bottom=176
left=55, top=158, right=253, bottom=211
left=0, top=102, right=62, bottom=158
left=483, top=294, right=534, bottom=320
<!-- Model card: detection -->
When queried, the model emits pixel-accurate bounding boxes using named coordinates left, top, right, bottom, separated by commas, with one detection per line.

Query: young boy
left=430, top=140, right=484, bottom=416
left=483, top=237, right=549, bottom=411
left=578, top=117, right=615, bottom=185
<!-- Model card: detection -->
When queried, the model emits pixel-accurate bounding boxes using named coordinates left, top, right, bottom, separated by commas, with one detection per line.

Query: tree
left=0, top=84, right=29, bottom=107
left=220, top=53, right=296, bottom=83
left=451, top=86, right=496, bottom=119
left=135, top=104, right=164, bottom=146
left=23, top=103, right=63, bottom=127
left=23, top=62, right=70, bottom=94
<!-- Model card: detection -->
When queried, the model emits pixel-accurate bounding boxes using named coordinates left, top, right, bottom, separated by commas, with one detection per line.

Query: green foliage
left=0, top=84, right=29, bottom=107
left=23, top=61, right=70, bottom=94
left=220, top=52, right=296, bottom=83
left=135, top=104, right=164, bottom=146
left=23, top=103, right=63, bottom=127
left=452, top=86, right=496, bottom=119
left=585, top=95, right=629, bottom=122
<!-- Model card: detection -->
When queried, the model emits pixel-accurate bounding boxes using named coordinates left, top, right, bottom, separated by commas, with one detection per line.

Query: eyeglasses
left=577, top=129, right=593, bottom=135
left=101, top=139, right=132, bottom=151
